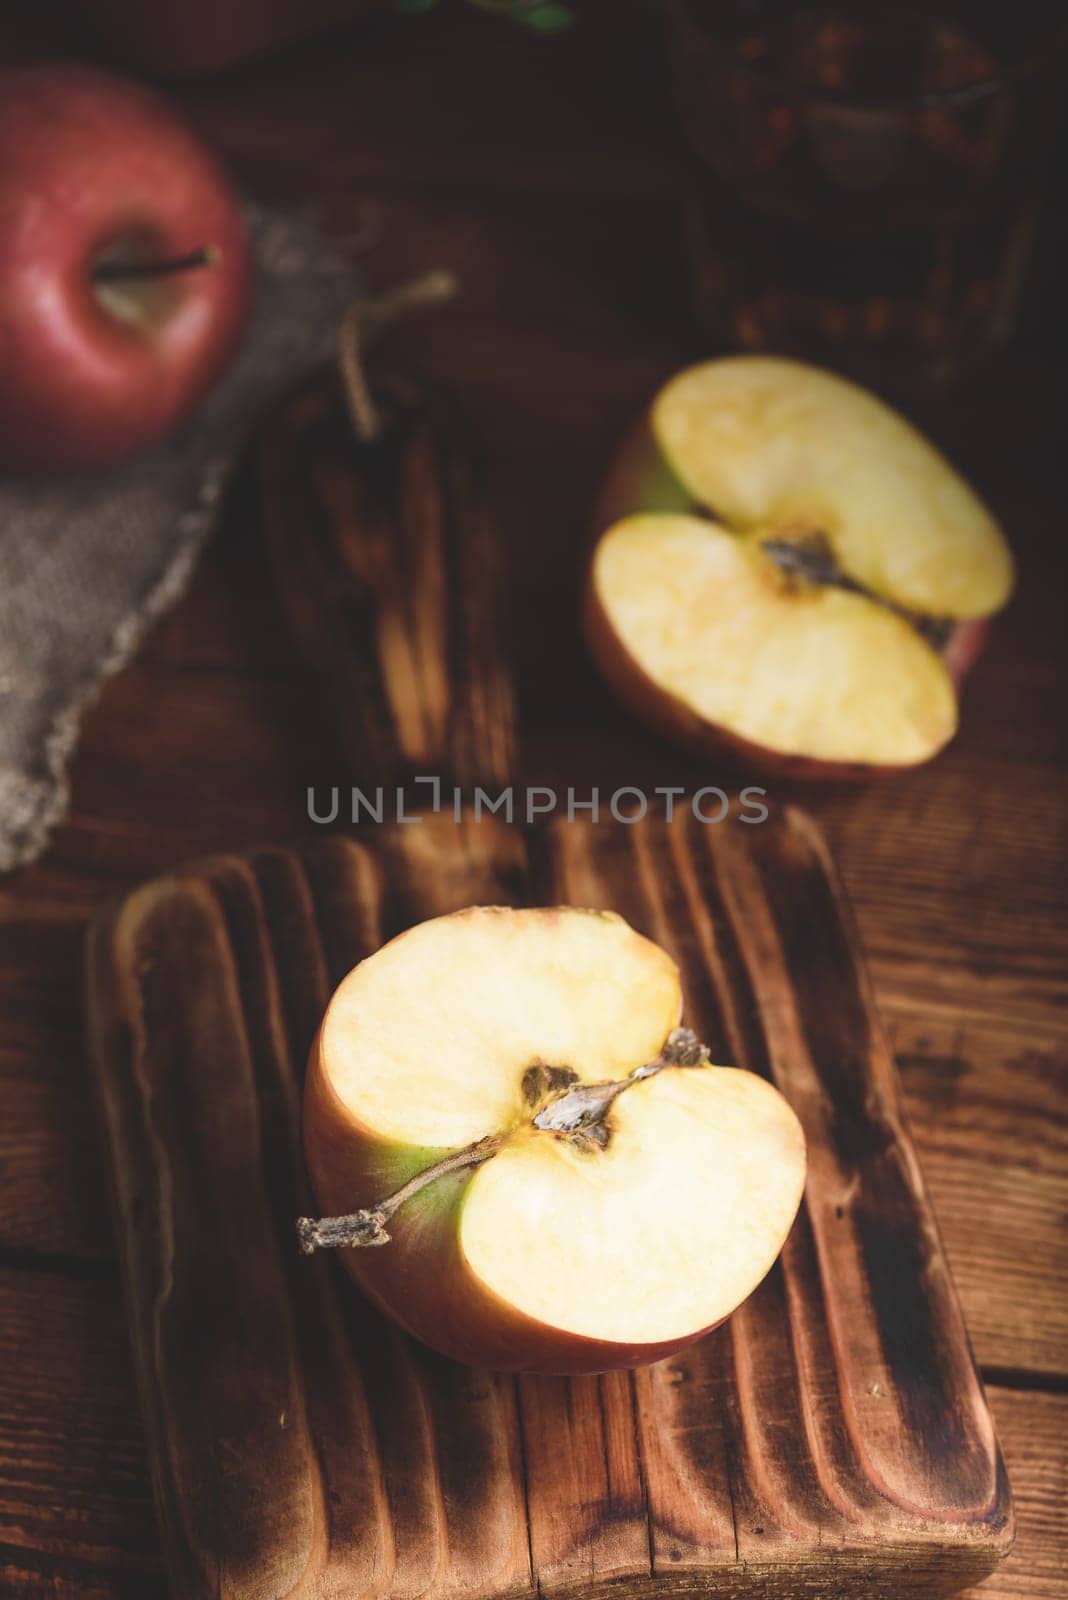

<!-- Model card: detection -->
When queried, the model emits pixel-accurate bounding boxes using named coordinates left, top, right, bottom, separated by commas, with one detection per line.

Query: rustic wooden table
left=0, top=9, right=1064, bottom=1598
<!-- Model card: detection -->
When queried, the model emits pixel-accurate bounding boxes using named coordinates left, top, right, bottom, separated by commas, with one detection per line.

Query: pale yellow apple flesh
left=652, top=358, right=1012, bottom=621
left=591, top=513, right=958, bottom=767
left=321, top=906, right=680, bottom=1148
left=463, top=1063, right=805, bottom=1345
left=305, top=906, right=807, bottom=1371
left=588, top=357, right=1014, bottom=772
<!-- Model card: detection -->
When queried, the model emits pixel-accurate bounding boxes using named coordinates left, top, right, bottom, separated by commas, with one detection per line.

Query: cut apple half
left=590, top=514, right=959, bottom=768
left=588, top=357, right=1014, bottom=774
left=301, top=906, right=806, bottom=1374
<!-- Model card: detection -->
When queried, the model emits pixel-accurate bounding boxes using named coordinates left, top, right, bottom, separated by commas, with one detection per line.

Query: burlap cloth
left=0, top=206, right=357, bottom=872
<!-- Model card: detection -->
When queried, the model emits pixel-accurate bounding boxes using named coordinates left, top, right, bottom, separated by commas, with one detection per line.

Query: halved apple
left=587, top=357, right=1013, bottom=775
left=300, top=906, right=806, bottom=1374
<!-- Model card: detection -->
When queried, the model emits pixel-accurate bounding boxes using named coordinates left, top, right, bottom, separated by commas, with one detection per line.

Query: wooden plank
left=0, top=1551, right=163, bottom=1600
left=1, top=1269, right=1057, bottom=1600
left=890, top=1006, right=1068, bottom=1379
left=85, top=811, right=1013, bottom=1598
left=814, top=753, right=1067, bottom=1032
left=961, top=1388, right=1068, bottom=1600
left=177, top=5, right=678, bottom=198
left=0, top=1056, right=113, bottom=1264
left=0, top=1266, right=160, bottom=1581
left=0, top=916, right=115, bottom=1264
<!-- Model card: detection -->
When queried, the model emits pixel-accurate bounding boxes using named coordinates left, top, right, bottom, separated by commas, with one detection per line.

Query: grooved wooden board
left=85, top=807, right=1013, bottom=1600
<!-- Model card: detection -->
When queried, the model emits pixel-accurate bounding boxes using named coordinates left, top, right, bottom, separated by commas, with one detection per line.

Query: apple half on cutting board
left=301, top=906, right=806, bottom=1374
left=586, top=357, right=1014, bottom=777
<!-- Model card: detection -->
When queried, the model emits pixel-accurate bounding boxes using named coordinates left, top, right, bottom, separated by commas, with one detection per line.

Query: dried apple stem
left=296, top=1026, right=710, bottom=1255
left=92, top=247, right=215, bottom=284
left=297, top=1134, right=505, bottom=1253
left=337, top=267, right=459, bottom=445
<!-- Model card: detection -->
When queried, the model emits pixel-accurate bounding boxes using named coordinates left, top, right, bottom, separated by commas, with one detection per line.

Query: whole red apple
left=0, top=65, right=250, bottom=472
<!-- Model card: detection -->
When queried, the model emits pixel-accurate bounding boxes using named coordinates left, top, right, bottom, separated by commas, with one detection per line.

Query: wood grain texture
left=0, top=1293, right=1051, bottom=1600
left=0, top=1266, right=162, bottom=1589
left=963, top=1388, right=1068, bottom=1600
left=85, top=809, right=1013, bottom=1599
left=889, top=1007, right=1068, bottom=1380
left=258, top=369, right=518, bottom=797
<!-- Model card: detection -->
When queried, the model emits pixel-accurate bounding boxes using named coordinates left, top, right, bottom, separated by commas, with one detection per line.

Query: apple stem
left=91, top=247, right=216, bottom=285
left=297, top=1134, right=505, bottom=1254
left=295, top=1027, right=711, bottom=1256
left=337, top=268, right=459, bottom=445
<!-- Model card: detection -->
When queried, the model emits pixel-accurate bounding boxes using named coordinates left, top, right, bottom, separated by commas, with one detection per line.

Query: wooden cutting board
left=85, top=367, right=1012, bottom=1598
left=85, top=809, right=1012, bottom=1600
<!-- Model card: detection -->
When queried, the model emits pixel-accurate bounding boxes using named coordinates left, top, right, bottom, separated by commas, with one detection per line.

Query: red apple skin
left=0, top=65, right=250, bottom=472
left=304, top=1032, right=726, bottom=1375
left=942, top=617, right=990, bottom=691
left=587, top=417, right=989, bottom=778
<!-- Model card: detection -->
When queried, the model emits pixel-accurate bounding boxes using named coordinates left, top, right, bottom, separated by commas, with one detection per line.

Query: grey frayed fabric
left=0, top=205, right=357, bottom=873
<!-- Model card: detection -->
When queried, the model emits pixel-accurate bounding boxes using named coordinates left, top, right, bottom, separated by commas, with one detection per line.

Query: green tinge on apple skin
left=627, top=428, right=695, bottom=517
left=344, top=1152, right=494, bottom=1358
left=594, top=417, right=698, bottom=538
left=387, top=1159, right=477, bottom=1239
left=359, top=1137, right=476, bottom=1206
